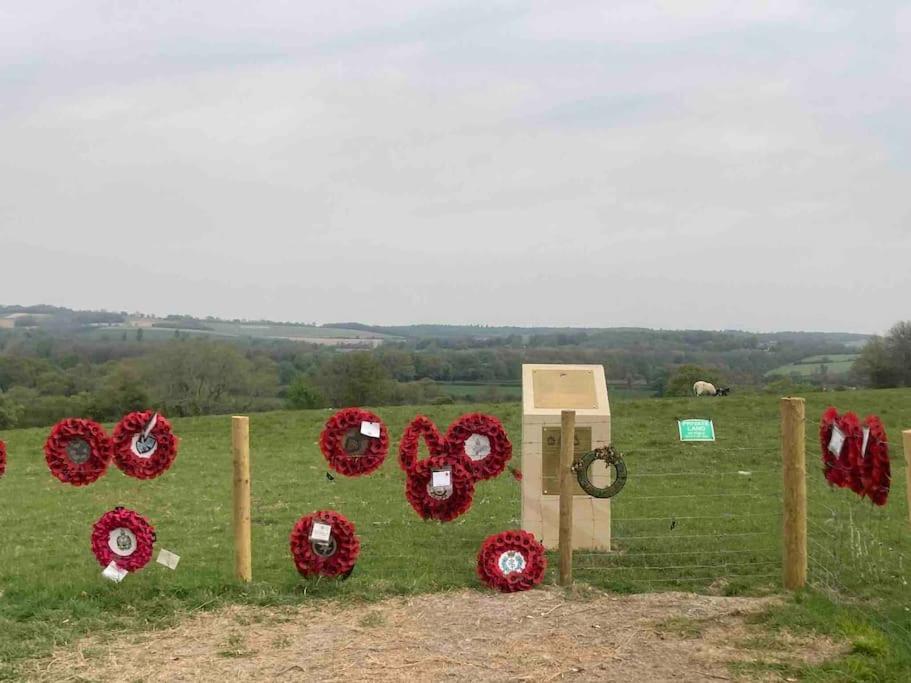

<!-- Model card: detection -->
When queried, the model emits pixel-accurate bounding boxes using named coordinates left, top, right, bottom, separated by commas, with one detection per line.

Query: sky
left=0, top=1, right=908, bottom=334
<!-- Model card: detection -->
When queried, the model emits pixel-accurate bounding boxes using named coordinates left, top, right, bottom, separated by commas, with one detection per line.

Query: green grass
left=0, top=390, right=908, bottom=678
left=766, top=354, right=859, bottom=378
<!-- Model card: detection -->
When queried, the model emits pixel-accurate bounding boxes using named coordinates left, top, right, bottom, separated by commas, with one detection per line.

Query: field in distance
left=765, top=353, right=859, bottom=379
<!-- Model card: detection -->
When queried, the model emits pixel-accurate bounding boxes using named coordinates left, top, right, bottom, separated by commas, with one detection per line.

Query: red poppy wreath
left=398, top=414, right=446, bottom=472
left=0, top=439, right=6, bottom=479
left=405, top=454, right=475, bottom=522
left=444, top=413, right=512, bottom=481
left=290, top=510, right=360, bottom=578
left=112, top=411, right=179, bottom=480
left=819, top=408, right=864, bottom=494
left=859, top=415, right=891, bottom=506
left=320, top=408, right=389, bottom=476
left=476, top=530, right=546, bottom=593
left=45, top=418, right=113, bottom=486
left=91, top=507, right=156, bottom=572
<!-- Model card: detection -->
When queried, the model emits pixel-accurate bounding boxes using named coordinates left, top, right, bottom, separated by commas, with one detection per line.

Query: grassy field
left=766, top=353, right=860, bottom=378
left=0, top=390, right=908, bottom=679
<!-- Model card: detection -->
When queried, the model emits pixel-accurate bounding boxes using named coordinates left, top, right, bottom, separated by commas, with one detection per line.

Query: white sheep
left=693, top=381, right=716, bottom=396
left=693, top=381, right=730, bottom=396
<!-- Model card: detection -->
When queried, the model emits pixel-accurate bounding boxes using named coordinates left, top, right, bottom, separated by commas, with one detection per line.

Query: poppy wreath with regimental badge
left=444, top=413, right=512, bottom=482
left=112, top=411, right=179, bottom=480
left=91, top=507, right=156, bottom=572
left=404, top=454, right=475, bottom=522
left=0, top=439, right=6, bottom=479
left=819, top=408, right=864, bottom=494
left=398, top=414, right=446, bottom=472
left=476, top=530, right=546, bottom=593
left=289, top=510, right=360, bottom=578
left=320, top=408, right=389, bottom=477
left=860, top=415, right=890, bottom=506
left=45, top=418, right=113, bottom=486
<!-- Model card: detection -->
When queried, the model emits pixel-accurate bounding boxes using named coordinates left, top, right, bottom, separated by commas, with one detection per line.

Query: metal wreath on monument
left=443, top=413, right=512, bottom=481
left=476, top=529, right=546, bottom=593
left=44, top=418, right=113, bottom=486
left=290, top=510, right=359, bottom=578
left=112, top=410, right=179, bottom=480
left=320, top=408, right=389, bottom=476
left=573, top=445, right=628, bottom=499
left=91, top=507, right=156, bottom=573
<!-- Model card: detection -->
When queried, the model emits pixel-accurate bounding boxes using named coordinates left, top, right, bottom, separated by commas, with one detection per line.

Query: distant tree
left=85, top=366, right=150, bottom=421
left=136, top=328, right=144, bottom=342
left=665, top=365, right=721, bottom=396
left=856, top=321, right=911, bottom=388
left=142, top=340, right=263, bottom=415
left=0, top=389, right=23, bottom=429
left=286, top=376, right=326, bottom=409
left=315, top=353, right=391, bottom=407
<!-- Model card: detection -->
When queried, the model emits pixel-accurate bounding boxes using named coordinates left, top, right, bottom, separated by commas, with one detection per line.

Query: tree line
left=1, top=319, right=906, bottom=430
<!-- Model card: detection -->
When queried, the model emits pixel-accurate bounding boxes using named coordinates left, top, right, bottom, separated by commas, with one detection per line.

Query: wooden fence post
left=559, top=410, right=576, bottom=587
left=781, top=398, right=807, bottom=590
left=903, top=430, right=911, bottom=526
left=232, top=416, right=252, bottom=583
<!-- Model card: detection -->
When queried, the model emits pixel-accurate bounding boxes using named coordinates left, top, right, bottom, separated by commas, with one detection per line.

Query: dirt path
left=29, top=588, right=841, bottom=682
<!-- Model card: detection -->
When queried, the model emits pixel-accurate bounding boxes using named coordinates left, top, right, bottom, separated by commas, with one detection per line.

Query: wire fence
left=568, top=446, right=782, bottom=592
left=806, top=454, right=910, bottom=649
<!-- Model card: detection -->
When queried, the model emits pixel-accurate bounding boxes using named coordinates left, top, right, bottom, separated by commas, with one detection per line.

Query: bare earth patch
left=29, top=588, right=842, bottom=682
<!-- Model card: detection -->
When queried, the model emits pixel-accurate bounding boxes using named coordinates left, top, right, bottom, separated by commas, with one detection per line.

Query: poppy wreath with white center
left=319, top=408, right=389, bottom=477
left=289, top=510, right=360, bottom=578
left=0, top=439, right=6, bottom=479
left=444, top=413, right=512, bottom=482
left=860, top=415, right=890, bottom=506
left=112, top=410, right=179, bottom=480
left=91, top=507, right=156, bottom=572
left=819, top=408, right=864, bottom=494
left=476, top=530, right=546, bottom=593
left=398, top=414, right=446, bottom=472
left=404, top=454, right=475, bottom=522
left=44, top=418, right=113, bottom=486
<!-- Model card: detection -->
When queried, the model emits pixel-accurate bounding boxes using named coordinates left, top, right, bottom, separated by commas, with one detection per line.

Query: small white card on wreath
left=310, top=522, right=332, bottom=543
left=360, top=421, right=381, bottom=438
left=828, top=424, right=845, bottom=456
left=861, top=426, right=870, bottom=457
left=431, top=470, right=452, bottom=488
left=102, top=561, right=128, bottom=583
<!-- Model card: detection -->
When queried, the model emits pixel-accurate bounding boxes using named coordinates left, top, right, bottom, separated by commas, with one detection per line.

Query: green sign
left=678, top=419, right=716, bottom=442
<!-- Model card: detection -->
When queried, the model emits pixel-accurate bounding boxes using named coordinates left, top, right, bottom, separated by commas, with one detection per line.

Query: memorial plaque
left=541, top=426, right=591, bottom=495
left=532, top=369, right=598, bottom=410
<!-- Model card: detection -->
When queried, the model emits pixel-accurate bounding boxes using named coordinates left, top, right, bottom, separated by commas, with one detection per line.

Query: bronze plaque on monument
left=542, top=426, right=591, bottom=495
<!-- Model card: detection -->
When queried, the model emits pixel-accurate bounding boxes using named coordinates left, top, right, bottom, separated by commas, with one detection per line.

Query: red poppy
left=112, top=411, right=179, bottom=480
left=0, top=439, right=6, bottom=479
left=91, top=507, right=156, bottom=572
left=319, top=408, right=389, bottom=477
left=444, top=413, right=512, bottom=481
left=476, top=530, right=546, bottom=593
left=404, top=455, right=475, bottom=522
left=819, top=408, right=864, bottom=492
left=290, top=510, right=360, bottom=578
left=860, top=415, right=890, bottom=506
left=45, top=418, right=113, bottom=486
left=398, top=415, right=446, bottom=471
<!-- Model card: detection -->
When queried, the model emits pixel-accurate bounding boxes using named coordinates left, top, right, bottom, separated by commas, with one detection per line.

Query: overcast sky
left=0, top=2, right=908, bottom=333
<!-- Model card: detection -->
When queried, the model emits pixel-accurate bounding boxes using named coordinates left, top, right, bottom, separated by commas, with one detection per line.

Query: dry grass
left=28, top=588, right=843, bottom=682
